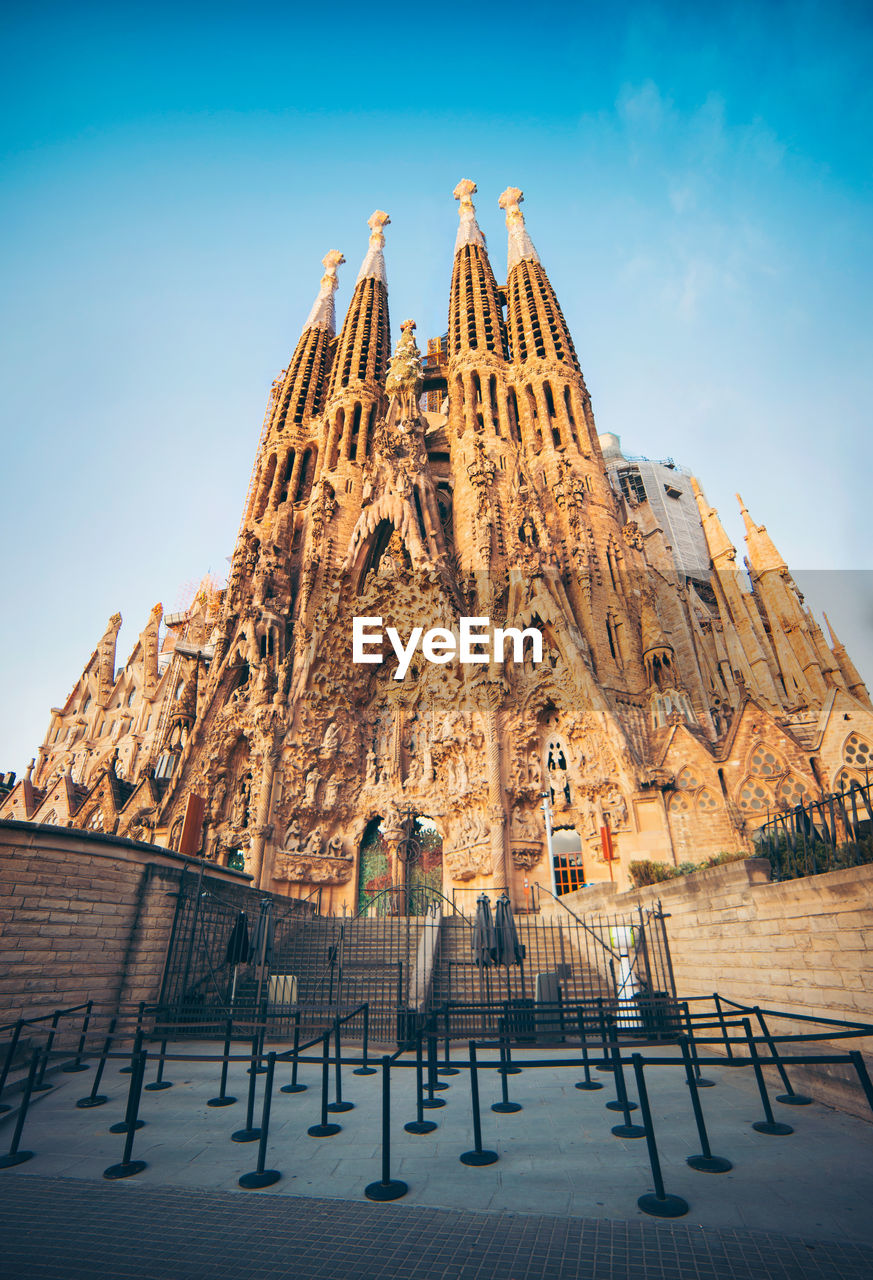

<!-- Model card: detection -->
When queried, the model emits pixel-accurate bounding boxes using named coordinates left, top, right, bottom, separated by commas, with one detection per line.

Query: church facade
left=4, top=182, right=871, bottom=909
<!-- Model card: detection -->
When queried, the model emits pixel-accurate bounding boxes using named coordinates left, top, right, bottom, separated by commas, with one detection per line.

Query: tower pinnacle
left=303, top=250, right=346, bottom=333
left=498, top=186, right=540, bottom=271
left=453, top=179, right=486, bottom=252
left=356, top=211, right=391, bottom=284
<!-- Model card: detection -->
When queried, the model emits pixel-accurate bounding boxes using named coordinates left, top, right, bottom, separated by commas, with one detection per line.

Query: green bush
left=628, top=850, right=751, bottom=888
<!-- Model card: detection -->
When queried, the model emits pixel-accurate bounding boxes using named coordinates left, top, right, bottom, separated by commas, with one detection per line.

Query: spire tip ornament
left=453, top=179, right=485, bottom=252
left=499, top=186, right=539, bottom=270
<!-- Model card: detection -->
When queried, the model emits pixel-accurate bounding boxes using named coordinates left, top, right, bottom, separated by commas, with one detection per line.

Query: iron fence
left=756, top=778, right=873, bottom=881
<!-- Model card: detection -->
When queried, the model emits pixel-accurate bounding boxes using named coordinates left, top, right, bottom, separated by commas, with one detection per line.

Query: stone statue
left=304, top=768, right=321, bottom=806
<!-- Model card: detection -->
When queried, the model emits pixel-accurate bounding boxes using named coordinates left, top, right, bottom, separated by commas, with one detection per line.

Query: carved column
left=480, top=680, right=509, bottom=891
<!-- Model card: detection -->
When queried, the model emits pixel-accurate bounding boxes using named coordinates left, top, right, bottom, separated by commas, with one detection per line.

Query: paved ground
left=1, top=1041, right=872, bottom=1278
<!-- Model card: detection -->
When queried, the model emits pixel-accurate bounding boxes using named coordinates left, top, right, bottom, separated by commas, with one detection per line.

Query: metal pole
left=327, top=1017, right=354, bottom=1112
left=492, top=1018, right=521, bottom=1113
left=743, top=1018, right=793, bottom=1136
left=632, top=1055, right=689, bottom=1218
left=208, top=1017, right=238, bottom=1107
left=103, top=1051, right=148, bottom=1180
left=0, top=1048, right=41, bottom=1168
left=307, top=1030, right=341, bottom=1137
left=364, top=1056, right=408, bottom=1200
left=62, top=1001, right=93, bottom=1073
left=460, top=1042, right=497, bottom=1165
left=0, top=1019, right=23, bottom=1114
left=231, top=1035, right=262, bottom=1142
left=238, top=1052, right=281, bottom=1188
left=541, top=791, right=558, bottom=900
left=281, top=1011, right=306, bottom=1094
left=679, top=1038, right=732, bottom=1173
left=405, top=1033, right=437, bottom=1134
left=77, top=1016, right=116, bottom=1108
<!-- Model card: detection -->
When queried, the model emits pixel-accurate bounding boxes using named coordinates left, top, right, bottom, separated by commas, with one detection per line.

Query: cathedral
left=4, top=182, right=871, bottom=910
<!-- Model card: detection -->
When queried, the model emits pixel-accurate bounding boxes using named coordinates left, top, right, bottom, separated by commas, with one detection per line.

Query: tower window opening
left=349, top=402, right=362, bottom=458
left=255, top=454, right=277, bottom=520
left=412, top=486, right=428, bottom=545
left=296, top=446, right=317, bottom=502
left=327, top=410, right=343, bottom=472
left=606, top=616, right=617, bottom=661
left=489, top=376, right=500, bottom=432
left=278, top=450, right=296, bottom=504
left=507, top=389, right=520, bottom=442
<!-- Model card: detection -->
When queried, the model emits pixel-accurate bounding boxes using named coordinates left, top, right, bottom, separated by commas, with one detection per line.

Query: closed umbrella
left=224, top=910, right=251, bottom=1005
left=494, top=894, right=525, bottom=967
left=472, top=894, right=497, bottom=968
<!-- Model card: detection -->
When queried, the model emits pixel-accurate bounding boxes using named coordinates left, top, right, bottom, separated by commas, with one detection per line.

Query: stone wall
left=548, top=859, right=873, bottom=1119
left=0, top=820, right=253, bottom=1029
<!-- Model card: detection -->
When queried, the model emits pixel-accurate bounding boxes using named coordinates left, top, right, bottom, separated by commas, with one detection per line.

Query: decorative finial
left=453, top=179, right=485, bottom=253
left=386, top=319, right=423, bottom=417
left=499, top=186, right=540, bottom=271
left=400, top=318, right=416, bottom=335
left=304, top=250, right=346, bottom=332
left=367, top=210, right=391, bottom=246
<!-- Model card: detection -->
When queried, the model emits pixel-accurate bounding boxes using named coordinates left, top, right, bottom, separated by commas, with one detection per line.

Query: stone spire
left=269, top=251, right=346, bottom=439
left=303, top=249, right=346, bottom=332
left=737, top=495, right=786, bottom=575
left=321, top=211, right=392, bottom=467
left=448, top=180, right=508, bottom=361
left=500, top=186, right=579, bottom=372
left=824, top=614, right=872, bottom=708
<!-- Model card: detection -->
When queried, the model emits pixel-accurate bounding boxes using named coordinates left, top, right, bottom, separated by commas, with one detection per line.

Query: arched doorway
left=357, top=814, right=444, bottom=913
left=553, top=827, right=585, bottom=895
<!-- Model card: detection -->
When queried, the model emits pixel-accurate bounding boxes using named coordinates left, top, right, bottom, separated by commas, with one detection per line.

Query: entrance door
left=552, top=827, right=585, bottom=895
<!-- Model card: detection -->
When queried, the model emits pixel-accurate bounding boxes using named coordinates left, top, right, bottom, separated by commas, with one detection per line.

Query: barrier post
left=364, top=1055, right=408, bottom=1200
left=492, top=1018, right=522, bottom=1113
left=208, top=1018, right=237, bottom=1107
left=438, top=1005, right=458, bottom=1076
left=281, top=1011, right=307, bottom=1094
left=353, top=1004, right=376, bottom=1076
left=231, top=1035, right=263, bottom=1142
left=144, top=1038, right=173, bottom=1091
left=119, top=1003, right=145, bottom=1073
left=308, top=1030, right=341, bottom=1137
left=427, top=1033, right=449, bottom=1090
left=604, top=1015, right=644, bottom=1138
left=77, top=1016, right=117, bottom=1108
left=712, top=994, right=738, bottom=1062
left=498, top=1002, right=521, bottom=1074
left=679, top=1038, right=732, bottom=1173
left=109, top=1032, right=146, bottom=1132
left=0, top=1048, right=41, bottom=1168
left=62, top=1001, right=93, bottom=1073
left=632, top=1054, right=689, bottom=1218
left=574, top=1008, right=603, bottom=1091
left=327, top=1017, right=354, bottom=1113
left=460, top=1042, right=497, bottom=1166
left=753, top=1007, right=811, bottom=1105
left=103, top=1051, right=148, bottom=1179
left=682, top=1002, right=714, bottom=1088
left=239, top=1052, right=281, bottom=1188
left=405, top=1033, right=437, bottom=1134
left=849, top=1051, right=873, bottom=1120
left=743, top=1018, right=793, bottom=1136
left=0, top=1019, right=24, bottom=1114
left=32, top=1010, right=61, bottom=1092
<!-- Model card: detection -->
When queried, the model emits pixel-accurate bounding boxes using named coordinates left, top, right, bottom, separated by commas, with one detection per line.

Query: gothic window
left=85, top=808, right=105, bottom=831
left=738, top=776, right=773, bottom=812
left=776, top=775, right=810, bottom=807
left=676, top=768, right=700, bottom=790
left=696, top=788, right=718, bottom=812
left=843, top=733, right=871, bottom=772
left=749, top=744, right=785, bottom=778
left=668, top=792, right=691, bottom=814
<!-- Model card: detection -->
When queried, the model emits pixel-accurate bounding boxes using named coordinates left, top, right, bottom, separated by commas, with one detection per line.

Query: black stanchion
left=232, top=1035, right=263, bottom=1142
left=0, top=1019, right=24, bottom=1114
left=239, top=1052, right=281, bottom=1189
left=405, top=1034, right=437, bottom=1134
left=110, top=1032, right=146, bottom=1132
left=492, top=1019, right=522, bottom=1114
left=682, top=1002, right=714, bottom=1088
left=632, top=1054, right=689, bottom=1218
left=460, top=1042, right=498, bottom=1166
left=119, top=1003, right=145, bottom=1073
left=308, top=1030, right=341, bottom=1137
left=753, top=1007, right=812, bottom=1105
left=427, top=1034, right=449, bottom=1090
left=604, top=1017, right=644, bottom=1137
left=849, top=1051, right=873, bottom=1120
left=62, top=1002, right=92, bottom=1073
left=422, top=1034, right=446, bottom=1110
left=327, top=1018, right=354, bottom=1113
left=281, top=1011, right=307, bottom=1094
left=0, top=1048, right=41, bottom=1169
left=438, top=1006, right=458, bottom=1076
left=32, top=1010, right=61, bottom=1092
left=77, top=1016, right=116, bottom=1108
left=574, top=1008, right=603, bottom=1091
left=498, top=1004, right=521, bottom=1074
left=679, top=1038, right=732, bottom=1173
left=208, top=1018, right=238, bottom=1107
left=144, top=1038, right=173, bottom=1092
left=713, top=993, right=741, bottom=1063
left=247, top=1019, right=267, bottom=1074
left=742, top=1019, right=793, bottom=1136
left=103, top=1051, right=148, bottom=1180
left=595, top=1000, right=613, bottom=1071
left=353, top=1004, right=376, bottom=1076
left=365, top=1055, right=408, bottom=1200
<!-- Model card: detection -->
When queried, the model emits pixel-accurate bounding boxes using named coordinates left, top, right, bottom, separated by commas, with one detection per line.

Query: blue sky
left=1, top=0, right=872, bottom=771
